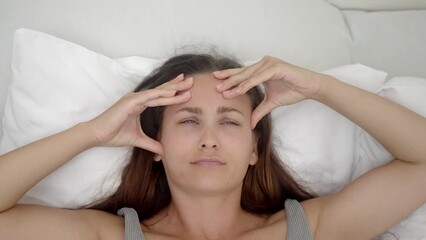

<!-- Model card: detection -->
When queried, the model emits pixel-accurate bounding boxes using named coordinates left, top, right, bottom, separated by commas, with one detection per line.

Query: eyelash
left=180, top=119, right=239, bottom=126
left=181, top=119, right=198, bottom=125
left=223, top=121, right=239, bottom=126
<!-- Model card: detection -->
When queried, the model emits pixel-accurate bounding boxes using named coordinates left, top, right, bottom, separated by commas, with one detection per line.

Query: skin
left=0, top=56, right=425, bottom=240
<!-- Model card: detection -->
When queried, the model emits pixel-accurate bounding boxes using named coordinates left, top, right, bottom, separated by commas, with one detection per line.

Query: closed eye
left=180, top=119, right=199, bottom=125
left=221, top=121, right=239, bottom=126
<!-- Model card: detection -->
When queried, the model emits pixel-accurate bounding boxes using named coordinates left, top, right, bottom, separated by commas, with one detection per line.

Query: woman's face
left=160, top=73, right=258, bottom=196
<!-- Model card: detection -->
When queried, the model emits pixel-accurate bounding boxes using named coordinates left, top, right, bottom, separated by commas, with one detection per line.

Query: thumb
left=251, top=99, right=277, bottom=129
left=134, top=137, right=164, bottom=156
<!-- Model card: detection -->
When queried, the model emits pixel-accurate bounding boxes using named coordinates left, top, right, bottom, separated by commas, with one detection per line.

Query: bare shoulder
left=0, top=204, right=124, bottom=240
left=77, top=207, right=125, bottom=240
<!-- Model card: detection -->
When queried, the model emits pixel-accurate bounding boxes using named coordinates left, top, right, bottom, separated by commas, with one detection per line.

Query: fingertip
left=155, top=145, right=164, bottom=157
left=216, top=83, right=224, bottom=91
left=157, top=89, right=176, bottom=99
left=251, top=106, right=268, bottom=129
left=171, top=73, right=185, bottom=83
left=154, top=154, right=162, bottom=162
left=251, top=116, right=259, bottom=130
left=181, top=91, right=191, bottom=99
left=166, top=89, right=177, bottom=96
left=185, top=77, right=193, bottom=83
left=213, top=71, right=226, bottom=79
left=139, top=140, right=164, bottom=156
left=175, top=91, right=191, bottom=104
left=222, top=86, right=244, bottom=98
left=222, top=90, right=234, bottom=98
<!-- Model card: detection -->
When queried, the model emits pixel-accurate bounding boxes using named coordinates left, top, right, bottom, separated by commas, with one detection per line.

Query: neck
left=155, top=188, right=264, bottom=239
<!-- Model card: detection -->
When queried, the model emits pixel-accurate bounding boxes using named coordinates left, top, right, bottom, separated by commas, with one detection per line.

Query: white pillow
left=0, top=28, right=159, bottom=207
left=272, top=64, right=388, bottom=195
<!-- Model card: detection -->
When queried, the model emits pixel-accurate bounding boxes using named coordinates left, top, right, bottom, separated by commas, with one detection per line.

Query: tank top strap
left=117, top=207, right=145, bottom=240
left=284, top=199, right=313, bottom=240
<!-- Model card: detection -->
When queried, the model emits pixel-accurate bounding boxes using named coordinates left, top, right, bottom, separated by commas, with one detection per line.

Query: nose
left=198, top=127, right=220, bottom=150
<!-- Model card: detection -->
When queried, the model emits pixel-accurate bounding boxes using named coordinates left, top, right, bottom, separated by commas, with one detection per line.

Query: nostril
left=199, top=143, right=219, bottom=149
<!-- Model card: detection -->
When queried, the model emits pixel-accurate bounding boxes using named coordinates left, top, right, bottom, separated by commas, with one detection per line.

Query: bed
left=1, top=0, right=426, bottom=239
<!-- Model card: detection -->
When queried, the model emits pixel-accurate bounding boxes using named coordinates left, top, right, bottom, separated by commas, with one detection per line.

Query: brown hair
left=88, top=53, right=315, bottom=220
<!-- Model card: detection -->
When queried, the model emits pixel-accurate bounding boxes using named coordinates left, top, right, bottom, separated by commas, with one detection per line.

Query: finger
left=134, top=88, right=177, bottom=104
left=144, top=91, right=191, bottom=107
left=157, top=73, right=192, bottom=90
left=134, top=137, right=164, bottom=155
left=133, top=118, right=164, bottom=155
left=212, top=67, right=246, bottom=79
left=249, top=59, right=278, bottom=80
left=222, top=70, right=274, bottom=98
left=159, top=77, right=194, bottom=93
left=125, top=89, right=177, bottom=114
left=158, top=73, right=185, bottom=88
left=251, top=99, right=277, bottom=129
left=229, top=63, right=277, bottom=96
left=216, top=60, right=266, bottom=92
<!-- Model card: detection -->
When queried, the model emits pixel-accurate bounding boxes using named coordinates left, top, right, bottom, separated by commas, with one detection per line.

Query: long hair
left=87, top=53, right=315, bottom=220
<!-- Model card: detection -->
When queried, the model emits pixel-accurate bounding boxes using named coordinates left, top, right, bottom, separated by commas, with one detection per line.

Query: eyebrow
left=176, top=106, right=244, bottom=116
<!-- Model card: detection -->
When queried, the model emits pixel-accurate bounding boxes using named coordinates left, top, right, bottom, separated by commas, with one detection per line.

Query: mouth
left=190, top=157, right=226, bottom=166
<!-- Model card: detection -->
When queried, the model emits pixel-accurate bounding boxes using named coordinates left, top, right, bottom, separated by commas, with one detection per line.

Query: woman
left=0, top=53, right=425, bottom=239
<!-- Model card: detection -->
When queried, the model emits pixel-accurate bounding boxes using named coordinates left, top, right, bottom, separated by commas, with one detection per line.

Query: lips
left=190, top=157, right=226, bottom=166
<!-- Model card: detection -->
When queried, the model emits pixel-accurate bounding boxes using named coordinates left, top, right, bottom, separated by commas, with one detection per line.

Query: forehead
left=166, top=73, right=252, bottom=113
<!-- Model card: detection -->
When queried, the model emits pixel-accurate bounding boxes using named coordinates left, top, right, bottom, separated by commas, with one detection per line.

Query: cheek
left=161, top=127, right=186, bottom=152
left=159, top=123, right=199, bottom=163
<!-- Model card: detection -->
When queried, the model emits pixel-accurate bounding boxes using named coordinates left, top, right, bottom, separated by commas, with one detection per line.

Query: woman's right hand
left=87, top=74, right=193, bottom=155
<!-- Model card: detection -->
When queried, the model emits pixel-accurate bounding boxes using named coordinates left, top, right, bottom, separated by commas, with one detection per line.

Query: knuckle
left=122, top=92, right=135, bottom=101
left=235, top=70, right=251, bottom=80
left=149, top=99, right=159, bottom=106
left=271, top=62, right=281, bottom=69
left=228, top=76, right=242, bottom=85
left=262, top=55, right=272, bottom=61
left=263, top=55, right=279, bottom=63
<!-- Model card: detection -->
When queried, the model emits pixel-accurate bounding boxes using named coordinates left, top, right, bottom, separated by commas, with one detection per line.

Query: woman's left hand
left=213, top=56, right=327, bottom=129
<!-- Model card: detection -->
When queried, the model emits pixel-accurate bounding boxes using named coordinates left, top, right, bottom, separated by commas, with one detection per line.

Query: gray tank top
left=117, top=199, right=312, bottom=240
